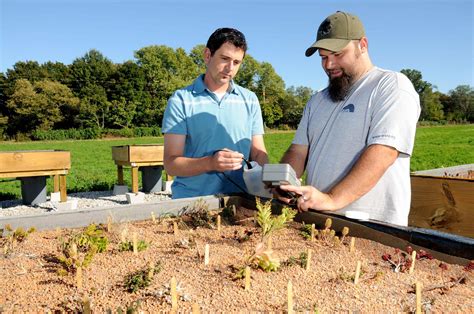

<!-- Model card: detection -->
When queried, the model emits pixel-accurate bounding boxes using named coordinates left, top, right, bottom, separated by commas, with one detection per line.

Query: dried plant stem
left=217, top=215, right=221, bottom=231
left=287, top=280, right=294, bottom=314
left=204, top=244, right=210, bottom=266
left=306, top=249, right=312, bottom=271
left=416, top=281, right=422, bottom=314
left=350, top=237, right=356, bottom=253
left=132, top=232, right=138, bottom=255
left=76, top=266, right=83, bottom=290
left=107, top=215, right=112, bottom=232
left=354, top=261, right=361, bottom=284
left=245, top=266, right=251, bottom=291
left=147, top=261, right=154, bottom=280
left=192, top=303, right=201, bottom=314
left=151, top=211, right=156, bottom=223
left=173, top=222, right=178, bottom=235
left=310, top=224, right=315, bottom=242
left=409, top=250, right=417, bottom=274
left=171, top=277, right=178, bottom=311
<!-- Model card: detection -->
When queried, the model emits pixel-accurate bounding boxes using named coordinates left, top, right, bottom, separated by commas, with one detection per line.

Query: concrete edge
left=0, top=195, right=221, bottom=231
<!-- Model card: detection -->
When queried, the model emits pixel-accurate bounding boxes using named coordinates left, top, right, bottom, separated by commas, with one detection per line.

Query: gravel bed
left=0, top=191, right=172, bottom=217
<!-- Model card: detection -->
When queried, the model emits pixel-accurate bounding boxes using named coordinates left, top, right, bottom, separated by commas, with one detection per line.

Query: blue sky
left=1, top=0, right=472, bottom=94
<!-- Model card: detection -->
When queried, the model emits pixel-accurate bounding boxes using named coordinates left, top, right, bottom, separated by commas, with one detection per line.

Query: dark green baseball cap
left=305, top=11, right=365, bottom=57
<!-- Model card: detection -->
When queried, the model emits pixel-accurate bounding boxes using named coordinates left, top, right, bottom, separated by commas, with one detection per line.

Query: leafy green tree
left=135, top=45, right=201, bottom=124
left=400, top=69, right=431, bottom=95
left=189, top=44, right=206, bottom=73
left=108, top=97, right=137, bottom=128
left=108, top=61, right=148, bottom=127
left=0, top=73, right=7, bottom=138
left=70, top=49, right=115, bottom=94
left=70, top=50, right=116, bottom=128
left=400, top=68, right=444, bottom=121
left=77, top=84, right=110, bottom=129
left=420, top=89, right=444, bottom=121
left=448, top=85, right=474, bottom=122
left=41, top=61, right=71, bottom=85
left=255, top=62, right=286, bottom=126
left=6, top=79, right=80, bottom=134
left=234, top=54, right=260, bottom=91
left=280, top=86, right=313, bottom=128
left=5, top=61, right=45, bottom=84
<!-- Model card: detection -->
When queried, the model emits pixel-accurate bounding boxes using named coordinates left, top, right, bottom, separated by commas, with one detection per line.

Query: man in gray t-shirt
left=278, top=11, right=420, bottom=226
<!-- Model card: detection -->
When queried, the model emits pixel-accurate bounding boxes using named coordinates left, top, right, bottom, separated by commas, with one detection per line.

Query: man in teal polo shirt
left=162, top=28, right=269, bottom=199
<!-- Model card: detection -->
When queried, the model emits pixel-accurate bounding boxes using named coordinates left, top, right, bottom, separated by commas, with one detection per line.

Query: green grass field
left=0, top=125, right=472, bottom=200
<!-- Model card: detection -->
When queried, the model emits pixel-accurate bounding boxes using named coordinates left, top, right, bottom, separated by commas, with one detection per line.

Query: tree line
left=0, top=45, right=472, bottom=140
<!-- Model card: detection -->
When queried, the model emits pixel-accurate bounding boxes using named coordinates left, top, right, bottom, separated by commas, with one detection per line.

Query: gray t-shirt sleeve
left=367, top=73, right=420, bottom=156
left=292, top=94, right=316, bottom=146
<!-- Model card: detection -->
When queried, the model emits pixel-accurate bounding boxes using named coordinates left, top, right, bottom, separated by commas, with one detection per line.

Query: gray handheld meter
left=262, top=164, right=301, bottom=187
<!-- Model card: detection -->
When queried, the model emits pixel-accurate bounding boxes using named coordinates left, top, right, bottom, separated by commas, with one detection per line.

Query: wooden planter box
left=0, top=150, right=71, bottom=202
left=409, top=164, right=474, bottom=238
left=111, top=144, right=164, bottom=164
left=111, top=145, right=168, bottom=193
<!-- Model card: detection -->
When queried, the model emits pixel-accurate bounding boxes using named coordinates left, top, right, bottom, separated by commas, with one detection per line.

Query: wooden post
left=59, top=175, right=67, bottom=202
left=132, top=232, right=138, bottom=255
left=131, top=166, right=139, bottom=193
left=171, top=277, right=178, bottom=311
left=409, top=251, right=417, bottom=274
left=244, top=266, right=251, bottom=291
left=305, top=249, right=312, bottom=271
left=350, top=237, right=356, bottom=253
left=287, top=280, right=294, bottom=314
left=415, top=281, right=422, bottom=314
left=117, top=165, right=124, bottom=185
left=354, top=261, right=361, bottom=284
left=217, top=215, right=221, bottom=231
left=53, top=174, right=60, bottom=192
left=204, top=244, right=210, bottom=266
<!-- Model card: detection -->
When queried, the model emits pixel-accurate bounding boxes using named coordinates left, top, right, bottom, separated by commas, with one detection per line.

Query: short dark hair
left=206, top=28, right=247, bottom=56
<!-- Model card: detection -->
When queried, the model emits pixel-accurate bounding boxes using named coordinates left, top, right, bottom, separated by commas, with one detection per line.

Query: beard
left=327, top=70, right=354, bottom=102
left=327, top=46, right=361, bottom=102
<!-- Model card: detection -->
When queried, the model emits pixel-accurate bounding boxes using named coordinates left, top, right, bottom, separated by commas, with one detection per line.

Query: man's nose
left=324, top=57, right=334, bottom=69
left=226, top=61, right=235, bottom=71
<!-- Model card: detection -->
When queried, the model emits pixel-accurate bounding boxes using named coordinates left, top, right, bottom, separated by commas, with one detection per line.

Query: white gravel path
left=0, top=191, right=172, bottom=217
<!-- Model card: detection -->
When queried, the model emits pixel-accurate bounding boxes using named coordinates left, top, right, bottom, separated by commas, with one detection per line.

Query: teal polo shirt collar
left=192, top=74, right=239, bottom=96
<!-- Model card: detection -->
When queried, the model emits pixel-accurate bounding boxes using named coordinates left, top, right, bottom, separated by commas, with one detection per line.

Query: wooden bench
left=111, top=145, right=171, bottom=193
left=0, top=150, right=71, bottom=204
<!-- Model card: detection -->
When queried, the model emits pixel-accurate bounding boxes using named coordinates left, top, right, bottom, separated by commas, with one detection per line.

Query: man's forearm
left=165, top=156, right=213, bottom=177
left=327, top=144, right=398, bottom=209
left=251, top=150, right=269, bottom=166
left=280, top=144, right=308, bottom=178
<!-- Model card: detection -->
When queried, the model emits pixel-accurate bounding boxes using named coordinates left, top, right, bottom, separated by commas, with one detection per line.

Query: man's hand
left=277, top=184, right=336, bottom=212
left=212, top=149, right=244, bottom=172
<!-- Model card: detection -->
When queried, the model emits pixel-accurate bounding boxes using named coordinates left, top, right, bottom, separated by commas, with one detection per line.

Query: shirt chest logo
left=342, top=104, right=355, bottom=112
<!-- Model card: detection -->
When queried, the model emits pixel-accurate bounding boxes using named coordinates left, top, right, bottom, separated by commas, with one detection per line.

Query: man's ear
left=203, top=48, right=211, bottom=64
left=359, top=37, right=368, bottom=52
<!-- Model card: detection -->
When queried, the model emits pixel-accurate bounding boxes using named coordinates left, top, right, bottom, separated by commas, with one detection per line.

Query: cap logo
left=318, top=20, right=332, bottom=37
